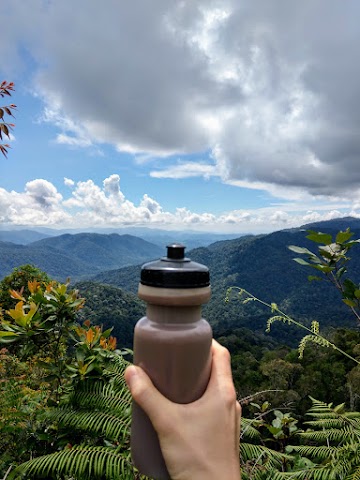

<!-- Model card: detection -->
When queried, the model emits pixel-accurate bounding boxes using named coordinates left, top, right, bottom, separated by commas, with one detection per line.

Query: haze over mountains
left=0, top=226, right=241, bottom=249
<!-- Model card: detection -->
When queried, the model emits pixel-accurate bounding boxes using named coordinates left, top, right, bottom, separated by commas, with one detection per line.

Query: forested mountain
left=92, top=218, right=360, bottom=343
left=75, top=281, right=145, bottom=349
left=0, top=233, right=162, bottom=280
left=31, top=233, right=162, bottom=269
left=2, top=218, right=360, bottom=343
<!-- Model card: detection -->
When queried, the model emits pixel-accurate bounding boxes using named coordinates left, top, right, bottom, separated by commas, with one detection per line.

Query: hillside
left=91, top=219, right=360, bottom=343
left=75, top=281, right=145, bottom=348
left=0, top=233, right=162, bottom=281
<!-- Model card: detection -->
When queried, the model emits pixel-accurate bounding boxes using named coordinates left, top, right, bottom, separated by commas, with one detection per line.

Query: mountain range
left=0, top=226, right=241, bottom=249
left=91, top=217, right=360, bottom=342
left=0, top=233, right=163, bottom=280
left=1, top=217, right=360, bottom=346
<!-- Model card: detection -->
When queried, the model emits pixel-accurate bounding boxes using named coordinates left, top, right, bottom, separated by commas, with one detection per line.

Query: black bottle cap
left=140, top=243, right=210, bottom=288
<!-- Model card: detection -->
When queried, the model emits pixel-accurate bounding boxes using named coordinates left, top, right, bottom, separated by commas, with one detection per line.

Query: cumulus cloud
left=0, top=175, right=359, bottom=232
left=0, top=179, right=69, bottom=225
left=1, top=0, right=360, bottom=199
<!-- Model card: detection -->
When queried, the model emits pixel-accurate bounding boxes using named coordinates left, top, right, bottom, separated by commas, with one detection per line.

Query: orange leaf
left=9, top=290, right=25, bottom=301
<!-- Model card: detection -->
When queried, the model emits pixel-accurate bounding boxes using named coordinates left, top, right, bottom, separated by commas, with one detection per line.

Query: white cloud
left=64, top=177, right=75, bottom=187
left=0, top=179, right=70, bottom=225
left=0, top=175, right=358, bottom=233
left=150, top=162, right=218, bottom=180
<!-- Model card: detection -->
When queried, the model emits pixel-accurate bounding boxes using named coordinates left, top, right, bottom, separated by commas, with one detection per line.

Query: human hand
left=125, top=340, right=241, bottom=480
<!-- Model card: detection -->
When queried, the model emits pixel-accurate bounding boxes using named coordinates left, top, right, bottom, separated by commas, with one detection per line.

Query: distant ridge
left=0, top=229, right=50, bottom=245
left=301, top=216, right=360, bottom=232
left=0, top=233, right=163, bottom=281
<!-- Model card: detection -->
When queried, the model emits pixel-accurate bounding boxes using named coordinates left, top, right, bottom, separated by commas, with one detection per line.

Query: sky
left=0, top=0, right=360, bottom=234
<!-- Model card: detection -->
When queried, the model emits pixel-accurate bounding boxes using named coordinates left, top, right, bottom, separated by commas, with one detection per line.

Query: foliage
left=0, top=265, right=147, bottom=479
left=67, top=319, right=122, bottom=381
left=75, top=281, right=145, bottom=349
left=9, top=354, right=149, bottom=480
left=226, top=228, right=360, bottom=366
left=272, top=398, right=360, bottom=480
left=239, top=400, right=299, bottom=480
left=226, top=286, right=360, bottom=367
left=229, top=227, right=360, bottom=478
left=0, top=278, right=85, bottom=397
left=0, top=349, right=49, bottom=474
left=289, top=228, right=360, bottom=323
left=0, top=264, right=51, bottom=311
left=0, top=80, right=16, bottom=158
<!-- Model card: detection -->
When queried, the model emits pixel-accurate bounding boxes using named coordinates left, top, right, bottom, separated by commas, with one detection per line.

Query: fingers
left=235, top=401, right=241, bottom=450
left=125, top=365, right=173, bottom=429
left=207, top=340, right=234, bottom=392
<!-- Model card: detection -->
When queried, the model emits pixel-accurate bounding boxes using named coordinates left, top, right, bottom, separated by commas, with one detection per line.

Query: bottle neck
left=146, top=304, right=202, bottom=324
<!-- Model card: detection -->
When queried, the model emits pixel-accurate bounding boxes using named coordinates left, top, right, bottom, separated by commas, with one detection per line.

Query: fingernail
left=125, top=365, right=139, bottom=390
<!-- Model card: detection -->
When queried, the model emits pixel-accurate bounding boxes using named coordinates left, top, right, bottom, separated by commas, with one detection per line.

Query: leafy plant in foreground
left=226, top=286, right=360, bottom=366
left=9, top=354, right=148, bottom=480
left=289, top=228, right=360, bottom=323
left=227, top=227, right=360, bottom=478
left=272, top=397, right=360, bottom=480
left=226, top=228, right=360, bottom=364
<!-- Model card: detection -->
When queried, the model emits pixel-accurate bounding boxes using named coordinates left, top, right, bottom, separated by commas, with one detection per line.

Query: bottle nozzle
left=166, top=243, right=185, bottom=260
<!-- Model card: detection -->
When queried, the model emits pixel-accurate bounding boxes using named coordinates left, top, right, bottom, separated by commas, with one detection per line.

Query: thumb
left=125, top=365, right=172, bottom=429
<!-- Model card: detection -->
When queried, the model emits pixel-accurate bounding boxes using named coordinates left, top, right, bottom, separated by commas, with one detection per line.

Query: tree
left=0, top=264, right=51, bottom=312
left=0, top=81, right=16, bottom=158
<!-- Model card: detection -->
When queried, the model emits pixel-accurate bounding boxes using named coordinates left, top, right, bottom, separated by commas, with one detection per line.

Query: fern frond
left=72, top=390, right=131, bottom=415
left=50, top=408, right=130, bottom=442
left=348, top=464, right=360, bottom=480
left=299, top=426, right=357, bottom=443
left=241, top=442, right=292, bottom=466
left=271, top=466, right=335, bottom=480
left=289, top=444, right=337, bottom=460
left=240, top=417, right=262, bottom=440
left=305, top=418, right=356, bottom=429
left=9, top=446, right=136, bottom=480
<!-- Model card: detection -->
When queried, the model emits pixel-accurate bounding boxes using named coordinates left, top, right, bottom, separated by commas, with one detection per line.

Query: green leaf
left=310, top=264, right=334, bottom=273
left=343, top=299, right=357, bottom=307
left=102, top=328, right=113, bottom=339
left=268, top=425, right=282, bottom=435
left=294, top=258, right=310, bottom=266
left=0, top=331, right=19, bottom=342
left=336, top=266, right=347, bottom=279
left=308, top=275, right=322, bottom=282
left=336, top=229, right=354, bottom=244
left=345, top=239, right=360, bottom=247
left=288, top=245, right=316, bottom=255
left=354, top=290, right=360, bottom=299
left=306, top=231, right=333, bottom=245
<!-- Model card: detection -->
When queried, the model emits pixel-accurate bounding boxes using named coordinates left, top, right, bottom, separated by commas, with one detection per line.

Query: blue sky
left=0, top=1, right=359, bottom=233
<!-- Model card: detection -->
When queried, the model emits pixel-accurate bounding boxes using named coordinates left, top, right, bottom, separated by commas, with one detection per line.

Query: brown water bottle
left=131, top=243, right=212, bottom=479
